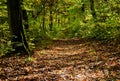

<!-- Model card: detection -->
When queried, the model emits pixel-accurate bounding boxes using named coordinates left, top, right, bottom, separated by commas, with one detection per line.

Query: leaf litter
left=0, top=38, right=120, bottom=81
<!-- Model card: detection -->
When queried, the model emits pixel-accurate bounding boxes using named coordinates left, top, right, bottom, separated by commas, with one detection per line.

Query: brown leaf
left=82, top=79, right=87, bottom=81
left=111, top=61, right=118, bottom=67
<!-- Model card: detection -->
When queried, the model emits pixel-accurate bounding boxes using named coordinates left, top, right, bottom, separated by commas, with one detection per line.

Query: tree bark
left=7, top=0, right=30, bottom=54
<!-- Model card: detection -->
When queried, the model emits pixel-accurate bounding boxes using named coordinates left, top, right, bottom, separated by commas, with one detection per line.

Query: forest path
left=0, top=39, right=120, bottom=81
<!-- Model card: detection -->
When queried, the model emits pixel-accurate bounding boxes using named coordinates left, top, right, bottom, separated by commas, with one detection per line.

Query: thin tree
left=49, top=0, right=53, bottom=31
left=89, top=0, right=97, bottom=19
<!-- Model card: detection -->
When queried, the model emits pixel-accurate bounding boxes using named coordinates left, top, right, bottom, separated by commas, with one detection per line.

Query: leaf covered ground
left=0, top=39, right=120, bottom=81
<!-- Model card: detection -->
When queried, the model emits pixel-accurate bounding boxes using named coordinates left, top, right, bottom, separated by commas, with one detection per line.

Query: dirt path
left=0, top=39, right=120, bottom=81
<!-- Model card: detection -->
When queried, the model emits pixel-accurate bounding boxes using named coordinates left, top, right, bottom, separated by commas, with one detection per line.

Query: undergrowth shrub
left=0, top=22, right=13, bottom=57
left=77, top=20, right=120, bottom=42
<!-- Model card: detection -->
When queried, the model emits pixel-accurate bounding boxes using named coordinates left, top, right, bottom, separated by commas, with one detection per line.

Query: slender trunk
left=81, top=3, right=86, bottom=22
left=89, top=0, right=97, bottom=19
left=42, top=0, right=46, bottom=37
left=22, top=10, right=29, bottom=29
left=49, top=5, right=53, bottom=31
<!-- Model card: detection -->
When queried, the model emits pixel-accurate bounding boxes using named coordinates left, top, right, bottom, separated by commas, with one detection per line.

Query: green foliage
left=0, top=0, right=120, bottom=57
left=25, top=56, right=35, bottom=62
left=0, top=23, right=14, bottom=56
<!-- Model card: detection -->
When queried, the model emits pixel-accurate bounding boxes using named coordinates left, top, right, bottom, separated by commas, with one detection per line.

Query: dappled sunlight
left=0, top=0, right=120, bottom=80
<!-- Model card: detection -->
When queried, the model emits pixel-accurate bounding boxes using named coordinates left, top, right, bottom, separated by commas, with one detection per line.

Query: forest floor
left=0, top=38, right=120, bottom=81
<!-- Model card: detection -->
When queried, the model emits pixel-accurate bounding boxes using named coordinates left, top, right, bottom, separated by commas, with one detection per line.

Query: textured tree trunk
left=7, top=0, right=30, bottom=54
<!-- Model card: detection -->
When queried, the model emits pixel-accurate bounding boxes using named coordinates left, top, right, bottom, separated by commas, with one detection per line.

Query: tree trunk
left=7, top=0, right=30, bottom=54
left=42, top=0, right=46, bottom=35
left=89, top=0, right=97, bottom=19
left=49, top=6, right=53, bottom=31
left=22, top=10, right=29, bottom=29
left=81, top=3, right=86, bottom=23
